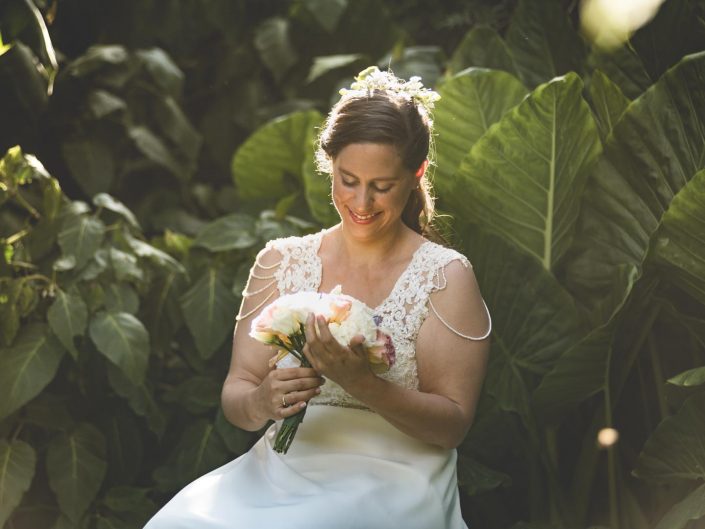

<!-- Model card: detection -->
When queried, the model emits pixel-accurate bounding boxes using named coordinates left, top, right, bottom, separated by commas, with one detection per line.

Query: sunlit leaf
left=449, top=73, right=601, bottom=272
left=254, top=17, right=297, bottom=81
left=302, top=0, right=348, bottom=32
left=668, top=366, right=705, bottom=388
left=193, top=213, right=258, bottom=252
left=232, top=110, right=323, bottom=201
left=650, top=169, right=705, bottom=305
left=306, top=54, right=363, bottom=84
left=47, top=423, right=107, bottom=522
left=561, top=51, right=705, bottom=323
left=103, top=282, right=139, bottom=315
left=434, top=68, right=527, bottom=198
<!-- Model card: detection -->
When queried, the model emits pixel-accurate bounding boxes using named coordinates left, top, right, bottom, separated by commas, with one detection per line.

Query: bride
left=144, top=67, right=491, bottom=529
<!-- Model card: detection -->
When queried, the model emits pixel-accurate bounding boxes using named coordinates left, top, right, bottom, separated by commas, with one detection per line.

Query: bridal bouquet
left=250, top=286, right=396, bottom=454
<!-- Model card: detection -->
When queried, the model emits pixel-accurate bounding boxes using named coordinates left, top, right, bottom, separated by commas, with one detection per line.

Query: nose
left=354, top=186, right=374, bottom=210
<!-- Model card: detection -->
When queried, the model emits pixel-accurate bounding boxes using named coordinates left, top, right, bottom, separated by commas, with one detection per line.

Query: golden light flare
left=597, top=427, right=620, bottom=448
left=580, top=0, right=668, bottom=50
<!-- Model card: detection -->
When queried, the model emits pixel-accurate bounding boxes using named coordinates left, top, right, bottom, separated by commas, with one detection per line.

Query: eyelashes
left=341, top=179, right=393, bottom=193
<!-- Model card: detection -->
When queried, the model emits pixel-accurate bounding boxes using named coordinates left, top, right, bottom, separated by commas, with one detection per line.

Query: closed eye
left=341, top=178, right=393, bottom=193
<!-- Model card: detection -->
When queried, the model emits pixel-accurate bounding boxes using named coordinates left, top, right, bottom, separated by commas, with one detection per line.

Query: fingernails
left=315, top=387, right=321, bottom=394
left=300, top=402, right=307, bottom=408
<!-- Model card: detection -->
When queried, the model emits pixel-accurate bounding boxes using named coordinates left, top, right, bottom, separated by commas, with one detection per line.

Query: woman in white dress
left=144, top=68, right=491, bottom=529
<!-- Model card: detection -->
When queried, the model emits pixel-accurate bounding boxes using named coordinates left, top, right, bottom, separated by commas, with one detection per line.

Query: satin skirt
left=144, top=405, right=467, bottom=529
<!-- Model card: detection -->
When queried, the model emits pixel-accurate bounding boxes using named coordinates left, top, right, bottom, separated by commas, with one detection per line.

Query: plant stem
left=647, top=332, right=669, bottom=422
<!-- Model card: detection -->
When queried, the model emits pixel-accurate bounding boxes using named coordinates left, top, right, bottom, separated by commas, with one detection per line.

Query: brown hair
left=315, top=90, right=438, bottom=238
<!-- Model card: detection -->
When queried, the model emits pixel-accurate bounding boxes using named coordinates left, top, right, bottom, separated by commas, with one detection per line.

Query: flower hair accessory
left=339, top=66, right=441, bottom=113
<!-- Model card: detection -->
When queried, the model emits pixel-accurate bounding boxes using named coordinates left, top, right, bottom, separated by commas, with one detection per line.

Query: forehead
left=333, top=143, right=406, bottom=177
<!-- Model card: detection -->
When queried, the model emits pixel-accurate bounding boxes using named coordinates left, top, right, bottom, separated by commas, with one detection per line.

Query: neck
left=332, top=221, right=415, bottom=267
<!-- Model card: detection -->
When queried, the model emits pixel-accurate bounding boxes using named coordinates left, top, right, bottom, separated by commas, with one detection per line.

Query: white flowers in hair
left=339, top=66, right=441, bottom=113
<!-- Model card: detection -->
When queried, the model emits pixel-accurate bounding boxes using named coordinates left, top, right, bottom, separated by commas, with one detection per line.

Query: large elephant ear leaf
left=559, top=51, right=705, bottom=324
left=459, top=225, right=584, bottom=423
left=448, top=73, right=601, bottom=272
left=588, top=69, right=630, bottom=142
left=634, top=392, right=705, bottom=529
left=433, top=68, right=527, bottom=199
left=648, top=168, right=705, bottom=305
left=231, top=110, right=323, bottom=202
left=505, top=0, right=587, bottom=88
left=446, top=26, right=518, bottom=77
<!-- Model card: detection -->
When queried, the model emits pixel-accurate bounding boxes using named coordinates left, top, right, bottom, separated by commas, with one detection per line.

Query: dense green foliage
left=1, top=1, right=705, bottom=528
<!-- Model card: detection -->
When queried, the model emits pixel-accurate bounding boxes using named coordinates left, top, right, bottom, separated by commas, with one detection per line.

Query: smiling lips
left=348, top=208, right=381, bottom=224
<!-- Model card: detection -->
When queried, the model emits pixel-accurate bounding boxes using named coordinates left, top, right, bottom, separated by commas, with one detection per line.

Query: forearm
left=221, top=376, right=269, bottom=432
left=346, top=374, right=471, bottom=450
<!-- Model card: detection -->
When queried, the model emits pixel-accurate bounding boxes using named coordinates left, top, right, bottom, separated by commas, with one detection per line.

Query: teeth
left=353, top=211, right=376, bottom=220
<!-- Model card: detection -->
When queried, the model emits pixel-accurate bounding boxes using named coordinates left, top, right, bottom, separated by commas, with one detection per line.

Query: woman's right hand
left=255, top=366, right=324, bottom=420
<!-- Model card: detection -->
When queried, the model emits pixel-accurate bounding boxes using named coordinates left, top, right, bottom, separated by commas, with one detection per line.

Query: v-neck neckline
left=312, top=229, right=431, bottom=312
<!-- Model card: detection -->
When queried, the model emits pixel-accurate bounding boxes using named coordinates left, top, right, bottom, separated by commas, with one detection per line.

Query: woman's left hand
left=302, top=313, right=373, bottom=390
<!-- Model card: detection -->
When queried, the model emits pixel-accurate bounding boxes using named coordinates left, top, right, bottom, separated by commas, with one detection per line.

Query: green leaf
left=123, top=231, right=185, bottom=274
left=306, top=53, right=363, bottom=84
left=93, top=193, right=140, bottom=230
left=434, top=68, right=527, bottom=199
left=0, top=323, right=65, bottom=421
left=302, top=0, right=348, bottom=32
left=103, top=410, right=143, bottom=485
left=561, top=52, right=705, bottom=323
left=214, top=409, right=252, bottom=455
left=302, top=126, right=337, bottom=225
left=587, top=46, right=653, bottom=100
left=47, top=289, right=88, bottom=359
left=588, top=69, right=630, bottom=142
left=103, top=282, right=139, bottom=315
left=650, top=169, right=705, bottom=305
left=460, top=226, right=583, bottom=421
left=0, top=439, right=36, bottom=527
left=254, top=17, right=298, bottom=81
left=47, top=423, right=107, bottom=522
left=62, top=138, right=115, bottom=197
left=153, top=96, right=202, bottom=163
left=24, top=393, right=74, bottom=431
left=180, top=268, right=239, bottom=358
left=457, top=454, right=511, bottom=495
left=505, top=0, right=587, bottom=88
left=669, top=366, right=705, bottom=388
left=449, top=73, right=601, bottom=272
left=446, top=26, right=518, bottom=77
left=654, top=482, right=705, bottom=529
left=89, top=311, right=149, bottom=386
left=192, top=213, right=258, bottom=252
left=86, top=90, right=126, bottom=119
left=634, top=392, right=705, bottom=483
left=163, top=376, right=222, bottom=414
left=128, top=126, right=184, bottom=180
left=106, top=364, right=166, bottom=438
left=232, top=110, right=323, bottom=202
left=533, top=264, right=638, bottom=422
left=109, top=248, right=144, bottom=281
left=58, top=213, right=106, bottom=269
left=154, top=420, right=230, bottom=488
left=136, top=48, right=184, bottom=98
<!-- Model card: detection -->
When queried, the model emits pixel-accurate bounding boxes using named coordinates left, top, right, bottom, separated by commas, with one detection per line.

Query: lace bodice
left=257, top=230, right=475, bottom=410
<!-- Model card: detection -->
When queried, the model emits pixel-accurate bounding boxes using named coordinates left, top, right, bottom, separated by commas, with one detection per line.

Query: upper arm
left=228, top=246, right=283, bottom=385
left=415, top=259, right=491, bottom=424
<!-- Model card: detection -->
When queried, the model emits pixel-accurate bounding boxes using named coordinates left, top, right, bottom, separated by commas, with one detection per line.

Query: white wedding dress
left=145, top=230, right=488, bottom=529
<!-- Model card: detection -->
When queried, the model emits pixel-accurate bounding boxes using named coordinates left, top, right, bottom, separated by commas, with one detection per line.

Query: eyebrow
left=339, top=168, right=400, bottom=182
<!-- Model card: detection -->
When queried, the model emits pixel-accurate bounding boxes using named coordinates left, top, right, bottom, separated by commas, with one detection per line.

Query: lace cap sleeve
left=427, top=248, right=492, bottom=341
left=235, top=244, right=283, bottom=322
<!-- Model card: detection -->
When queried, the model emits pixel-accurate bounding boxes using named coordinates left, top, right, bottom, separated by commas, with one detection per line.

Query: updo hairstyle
left=315, top=86, right=437, bottom=237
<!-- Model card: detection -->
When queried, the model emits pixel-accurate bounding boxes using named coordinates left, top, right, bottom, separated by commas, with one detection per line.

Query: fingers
left=274, top=366, right=321, bottom=381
